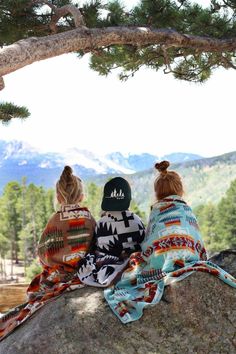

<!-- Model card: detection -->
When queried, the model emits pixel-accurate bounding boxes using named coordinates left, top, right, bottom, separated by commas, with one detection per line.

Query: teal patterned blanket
left=104, top=195, right=236, bottom=323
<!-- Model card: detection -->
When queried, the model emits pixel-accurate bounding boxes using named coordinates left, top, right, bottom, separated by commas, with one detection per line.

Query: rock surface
left=0, top=250, right=236, bottom=354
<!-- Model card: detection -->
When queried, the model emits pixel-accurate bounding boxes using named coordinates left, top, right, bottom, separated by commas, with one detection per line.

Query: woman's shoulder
left=45, top=212, right=58, bottom=225
left=42, top=205, right=95, bottom=230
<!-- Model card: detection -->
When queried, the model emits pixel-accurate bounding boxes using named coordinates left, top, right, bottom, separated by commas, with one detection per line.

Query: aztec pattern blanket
left=78, top=211, right=145, bottom=287
left=104, top=196, right=236, bottom=323
left=0, top=205, right=95, bottom=342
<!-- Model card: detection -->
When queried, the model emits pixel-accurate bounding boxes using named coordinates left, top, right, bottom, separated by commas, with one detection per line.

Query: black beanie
left=101, top=177, right=132, bottom=211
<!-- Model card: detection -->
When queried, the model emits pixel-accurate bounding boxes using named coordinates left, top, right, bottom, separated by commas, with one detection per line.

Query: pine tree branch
left=49, top=4, right=86, bottom=32
left=0, top=27, right=236, bottom=85
left=31, top=1, right=86, bottom=32
left=220, top=54, right=236, bottom=68
left=161, top=45, right=172, bottom=73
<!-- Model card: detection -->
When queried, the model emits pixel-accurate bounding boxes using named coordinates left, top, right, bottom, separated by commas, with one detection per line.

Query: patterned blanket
left=104, top=196, right=236, bottom=323
left=78, top=211, right=145, bottom=287
left=0, top=205, right=95, bottom=341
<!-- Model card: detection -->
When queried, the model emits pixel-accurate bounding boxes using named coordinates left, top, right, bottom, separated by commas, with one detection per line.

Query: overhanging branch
left=0, top=26, right=236, bottom=88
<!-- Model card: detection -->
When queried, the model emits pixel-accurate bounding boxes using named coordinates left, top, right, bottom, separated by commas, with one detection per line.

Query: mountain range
left=0, top=140, right=202, bottom=192
left=1, top=140, right=236, bottom=212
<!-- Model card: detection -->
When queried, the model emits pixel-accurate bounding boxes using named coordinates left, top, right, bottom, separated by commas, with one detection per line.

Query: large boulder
left=0, top=250, right=236, bottom=354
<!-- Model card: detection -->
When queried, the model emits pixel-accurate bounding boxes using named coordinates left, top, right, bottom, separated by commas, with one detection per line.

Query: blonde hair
left=56, top=166, right=83, bottom=205
left=154, top=161, right=184, bottom=201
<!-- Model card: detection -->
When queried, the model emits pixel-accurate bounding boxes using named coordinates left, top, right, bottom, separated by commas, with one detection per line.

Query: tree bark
left=0, top=26, right=236, bottom=83
left=30, top=1, right=86, bottom=33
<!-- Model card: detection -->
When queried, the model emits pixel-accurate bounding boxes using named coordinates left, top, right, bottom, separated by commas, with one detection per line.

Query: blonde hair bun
left=155, top=160, right=170, bottom=173
left=64, top=165, right=73, bottom=175
left=61, top=165, right=73, bottom=183
left=57, top=165, right=83, bottom=204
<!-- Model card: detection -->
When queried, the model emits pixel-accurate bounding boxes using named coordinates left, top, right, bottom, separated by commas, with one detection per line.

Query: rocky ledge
left=0, top=250, right=236, bottom=354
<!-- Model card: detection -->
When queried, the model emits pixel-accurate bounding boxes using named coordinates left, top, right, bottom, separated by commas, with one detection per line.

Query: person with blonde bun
left=105, top=161, right=236, bottom=324
left=0, top=166, right=96, bottom=341
left=37, top=165, right=95, bottom=270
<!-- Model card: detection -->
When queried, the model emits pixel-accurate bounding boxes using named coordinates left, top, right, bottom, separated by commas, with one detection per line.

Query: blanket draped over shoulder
left=78, top=211, right=145, bottom=287
left=104, top=196, right=236, bottom=323
left=0, top=205, right=95, bottom=341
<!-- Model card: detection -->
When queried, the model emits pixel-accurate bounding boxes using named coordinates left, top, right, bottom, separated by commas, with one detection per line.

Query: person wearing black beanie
left=78, top=177, right=146, bottom=287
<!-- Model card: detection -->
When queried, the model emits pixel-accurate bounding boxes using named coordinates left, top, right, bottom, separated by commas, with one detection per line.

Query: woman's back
left=142, top=195, right=207, bottom=271
left=38, top=204, right=95, bottom=268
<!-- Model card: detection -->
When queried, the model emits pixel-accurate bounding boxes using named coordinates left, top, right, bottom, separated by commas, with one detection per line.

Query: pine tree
left=194, top=203, right=218, bottom=253
left=0, top=0, right=235, bottom=91
left=195, top=179, right=236, bottom=253
left=83, top=182, right=103, bottom=219
left=0, top=182, right=22, bottom=280
left=216, top=179, right=236, bottom=249
left=19, top=183, right=54, bottom=263
left=0, top=181, right=55, bottom=278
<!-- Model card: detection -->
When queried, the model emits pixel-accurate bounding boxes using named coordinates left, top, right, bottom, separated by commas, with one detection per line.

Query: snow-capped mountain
left=62, top=148, right=134, bottom=174
left=106, top=151, right=203, bottom=171
left=0, top=140, right=203, bottom=192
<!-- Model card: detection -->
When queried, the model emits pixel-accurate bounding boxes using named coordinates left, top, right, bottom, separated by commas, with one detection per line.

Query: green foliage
left=0, top=232, right=9, bottom=257
left=0, top=0, right=51, bottom=46
left=81, top=0, right=104, bottom=28
left=130, top=200, right=147, bottom=225
left=0, top=180, right=54, bottom=272
left=0, top=182, right=23, bottom=261
left=0, top=102, right=30, bottom=125
left=194, top=203, right=219, bottom=253
left=18, top=183, right=54, bottom=264
left=88, top=0, right=236, bottom=82
left=104, top=0, right=129, bottom=26
left=216, top=179, right=236, bottom=249
left=25, top=259, right=42, bottom=282
left=194, top=178, right=236, bottom=254
left=83, top=182, right=103, bottom=219
left=0, top=0, right=235, bottom=83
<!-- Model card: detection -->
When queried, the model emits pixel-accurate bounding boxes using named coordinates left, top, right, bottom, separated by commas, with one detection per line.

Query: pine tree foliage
left=83, top=182, right=103, bottom=220
left=0, top=181, right=54, bottom=275
left=0, top=102, right=30, bottom=125
left=194, top=203, right=219, bottom=253
left=216, top=179, right=236, bottom=249
left=194, top=178, right=236, bottom=253
left=0, top=0, right=235, bottom=83
left=82, top=0, right=236, bottom=82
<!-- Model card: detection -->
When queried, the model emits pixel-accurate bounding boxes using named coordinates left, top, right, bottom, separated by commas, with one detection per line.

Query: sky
left=0, top=0, right=235, bottom=158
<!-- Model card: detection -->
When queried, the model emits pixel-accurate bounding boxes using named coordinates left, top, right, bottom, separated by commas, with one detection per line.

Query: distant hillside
left=127, top=151, right=236, bottom=212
